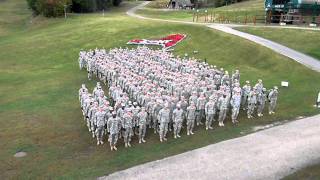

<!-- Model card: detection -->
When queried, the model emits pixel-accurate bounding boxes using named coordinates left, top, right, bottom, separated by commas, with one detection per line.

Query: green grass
left=215, top=0, right=263, bottom=11
left=137, top=8, right=195, bottom=21
left=146, top=0, right=170, bottom=8
left=0, top=0, right=31, bottom=37
left=282, top=163, right=320, bottom=180
left=1, top=0, right=320, bottom=179
left=138, top=0, right=265, bottom=23
left=236, top=27, right=320, bottom=60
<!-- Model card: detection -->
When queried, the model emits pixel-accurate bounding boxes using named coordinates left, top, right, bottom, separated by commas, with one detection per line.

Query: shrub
left=71, top=0, right=109, bottom=12
left=36, top=0, right=71, bottom=17
left=26, top=0, right=119, bottom=16
left=26, top=0, right=40, bottom=15
left=112, top=0, right=122, bottom=7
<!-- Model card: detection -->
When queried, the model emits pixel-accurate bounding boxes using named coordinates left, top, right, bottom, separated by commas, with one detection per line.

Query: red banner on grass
left=127, top=34, right=186, bottom=50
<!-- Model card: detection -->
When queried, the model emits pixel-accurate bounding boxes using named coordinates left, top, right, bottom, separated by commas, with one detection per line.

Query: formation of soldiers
left=78, top=46, right=279, bottom=150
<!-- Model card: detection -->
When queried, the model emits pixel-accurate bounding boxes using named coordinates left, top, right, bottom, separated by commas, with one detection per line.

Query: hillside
left=0, top=0, right=30, bottom=37
left=139, top=0, right=265, bottom=23
left=1, top=0, right=320, bottom=179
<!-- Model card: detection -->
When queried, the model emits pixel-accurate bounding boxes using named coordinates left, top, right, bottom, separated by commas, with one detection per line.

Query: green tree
left=26, top=0, right=40, bottom=15
left=71, top=0, right=108, bottom=12
left=112, top=0, right=121, bottom=6
left=36, top=0, right=71, bottom=17
left=26, top=0, right=117, bottom=16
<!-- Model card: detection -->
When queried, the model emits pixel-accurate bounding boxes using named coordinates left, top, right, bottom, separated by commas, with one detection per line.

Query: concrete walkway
left=100, top=115, right=320, bottom=180
left=127, top=1, right=320, bottom=72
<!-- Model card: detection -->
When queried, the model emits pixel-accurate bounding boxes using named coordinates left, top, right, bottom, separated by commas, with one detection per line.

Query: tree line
left=26, top=0, right=122, bottom=17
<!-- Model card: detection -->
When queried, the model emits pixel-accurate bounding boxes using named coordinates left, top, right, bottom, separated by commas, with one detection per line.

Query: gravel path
left=127, top=1, right=320, bottom=72
left=100, top=115, right=320, bottom=180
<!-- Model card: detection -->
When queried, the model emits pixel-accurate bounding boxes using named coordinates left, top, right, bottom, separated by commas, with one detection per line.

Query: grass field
left=236, top=27, right=320, bottom=60
left=137, top=0, right=265, bottom=23
left=0, top=0, right=31, bottom=37
left=1, top=0, right=320, bottom=179
left=283, top=163, right=320, bottom=180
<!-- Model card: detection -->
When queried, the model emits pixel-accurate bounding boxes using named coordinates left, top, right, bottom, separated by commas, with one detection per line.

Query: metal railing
left=192, top=10, right=320, bottom=26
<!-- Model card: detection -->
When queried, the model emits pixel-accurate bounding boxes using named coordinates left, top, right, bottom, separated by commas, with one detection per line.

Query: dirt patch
left=252, top=120, right=289, bottom=132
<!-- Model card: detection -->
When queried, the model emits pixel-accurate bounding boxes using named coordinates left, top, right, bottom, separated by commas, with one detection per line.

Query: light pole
left=64, top=5, right=67, bottom=19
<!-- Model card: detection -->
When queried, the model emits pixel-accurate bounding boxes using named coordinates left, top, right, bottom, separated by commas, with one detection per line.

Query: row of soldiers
left=78, top=46, right=279, bottom=150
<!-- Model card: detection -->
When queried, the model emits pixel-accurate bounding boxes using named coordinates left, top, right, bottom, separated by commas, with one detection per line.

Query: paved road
left=127, top=1, right=320, bottom=72
left=100, top=115, right=320, bottom=180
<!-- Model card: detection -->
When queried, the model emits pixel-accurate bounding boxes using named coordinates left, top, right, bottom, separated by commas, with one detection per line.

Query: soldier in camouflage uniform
left=138, top=107, right=148, bottom=143
left=172, top=104, right=184, bottom=138
left=95, top=107, right=106, bottom=145
left=196, top=93, right=206, bottom=126
left=205, top=97, right=216, bottom=130
left=107, top=112, right=121, bottom=151
left=230, top=91, right=241, bottom=123
left=122, top=109, right=134, bottom=148
left=153, top=100, right=163, bottom=134
left=186, top=102, right=196, bottom=135
left=268, top=86, right=279, bottom=114
left=257, top=88, right=267, bottom=117
left=247, top=87, right=257, bottom=119
left=158, top=104, right=170, bottom=142
left=242, top=81, right=251, bottom=110
left=218, top=94, right=229, bottom=127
